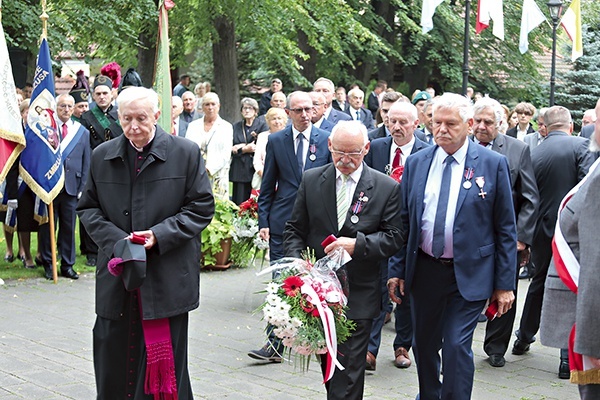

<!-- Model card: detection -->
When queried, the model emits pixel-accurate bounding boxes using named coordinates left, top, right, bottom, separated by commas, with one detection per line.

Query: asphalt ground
left=0, top=264, right=579, bottom=399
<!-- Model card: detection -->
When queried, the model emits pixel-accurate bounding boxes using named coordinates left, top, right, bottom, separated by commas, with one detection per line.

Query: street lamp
left=547, top=0, right=563, bottom=106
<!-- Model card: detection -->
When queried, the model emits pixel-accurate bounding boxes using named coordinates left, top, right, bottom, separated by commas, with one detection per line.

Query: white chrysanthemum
left=266, top=294, right=279, bottom=304
left=290, top=317, right=303, bottom=328
left=266, top=282, right=280, bottom=294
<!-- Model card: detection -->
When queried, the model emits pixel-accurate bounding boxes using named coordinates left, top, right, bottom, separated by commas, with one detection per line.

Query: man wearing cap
left=173, top=74, right=191, bottom=98
left=259, top=78, right=283, bottom=116
left=69, top=70, right=90, bottom=123
left=77, top=86, right=214, bottom=399
left=412, top=90, right=431, bottom=117
left=79, top=73, right=124, bottom=267
left=39, top=93, right=90, bottom=280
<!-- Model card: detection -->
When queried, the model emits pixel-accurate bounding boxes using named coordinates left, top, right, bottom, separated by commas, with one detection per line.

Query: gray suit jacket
left=523, top=131, right=544, bottom=150
left=489, top=134, right=539, bottom=246
left=580, top=124, right=594, bottom=139
left=540, top=160, right=600, bottom=356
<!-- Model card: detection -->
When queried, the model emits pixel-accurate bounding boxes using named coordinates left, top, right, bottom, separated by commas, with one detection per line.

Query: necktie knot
left=444, top=155, right=455, bottom=166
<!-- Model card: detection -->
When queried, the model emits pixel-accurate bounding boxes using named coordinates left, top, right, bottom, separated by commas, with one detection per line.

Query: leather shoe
left=394, top=347, right=412, bottom=368
left=247, top=344, right=283, bottom=363
left=85, top=255, right=97, bottom=267
left=478, top=313, right=487, bottom=323
left=61, top=267, right=79, bottom=280
left=488, top=354, right=506, bottom=367
left=366, top=351, right=376, bottom=371
left=558, top=360, right=570, bottom=379
left=43, top=267, right=52, bottom=280
left=519, top=269, right=532, bottom=280
left=512, top=339, right=531, bottom=355
left=384, top=311, right=392, bottom=325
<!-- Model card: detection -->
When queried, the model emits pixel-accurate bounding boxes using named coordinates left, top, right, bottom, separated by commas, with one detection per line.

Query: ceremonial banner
left=154, top=0, right=175, bottom=133
left=421, top=0, right=445, bottom=34
left=0, top=21, right=26, bottom=184
left=519, top=0, right=546, bottom=54
left=19, top=38, right=64, bottom=204
left=560, top=0, right=583, bottom=61
left=476, top=0, right=505, bottom=40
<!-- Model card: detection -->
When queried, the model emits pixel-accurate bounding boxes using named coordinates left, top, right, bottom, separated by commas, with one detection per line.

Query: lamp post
left=461, top=0, right=471, bottom=96
left=547, top=0, right=563, bottom=106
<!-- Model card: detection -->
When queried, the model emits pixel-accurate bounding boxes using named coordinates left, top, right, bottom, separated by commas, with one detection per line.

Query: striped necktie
left=336, top=174, right=349, bottom=230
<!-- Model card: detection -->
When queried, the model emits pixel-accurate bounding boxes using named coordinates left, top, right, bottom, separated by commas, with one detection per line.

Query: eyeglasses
left=330, top=148, right=366, bottom=159
left=517, top=112, right=532, bottom=116
left=288, top=107, right=314, bottom=114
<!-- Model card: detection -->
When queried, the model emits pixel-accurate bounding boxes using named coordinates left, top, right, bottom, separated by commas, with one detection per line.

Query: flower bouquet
left=385, top=163, right=404, bottom=183
left=258, top=249, right=355, bottom=382
left=230, top=196, right=269, bottom=267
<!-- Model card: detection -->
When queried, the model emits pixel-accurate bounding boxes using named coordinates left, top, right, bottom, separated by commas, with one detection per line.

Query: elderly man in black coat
left=77, top=87, right=214, bottom=399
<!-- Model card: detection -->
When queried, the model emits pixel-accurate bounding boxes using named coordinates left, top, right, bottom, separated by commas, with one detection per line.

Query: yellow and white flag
left=560, top=0, right=583, bottom=61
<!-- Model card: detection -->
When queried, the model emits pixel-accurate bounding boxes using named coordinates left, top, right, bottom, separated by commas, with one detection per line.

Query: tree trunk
left=137, top=31, right=157, bottom=88
left=298, top=30, right=317, bottom=88
left=212, top=15, right=240, bottom=124
left=374, top=0, right=397, bottom=85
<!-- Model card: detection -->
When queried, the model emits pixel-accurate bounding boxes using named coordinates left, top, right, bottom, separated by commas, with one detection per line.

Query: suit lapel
left=415, top=147, right=436, bottom=222
left=455, top=140, right=479, bottom=216
left=491, top=134, right=506, bottom=156
left=283, top=127, right=301, bottom=182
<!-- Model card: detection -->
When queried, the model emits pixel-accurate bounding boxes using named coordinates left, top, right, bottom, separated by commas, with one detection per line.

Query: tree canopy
left=4, top=0, right=599, bottom=119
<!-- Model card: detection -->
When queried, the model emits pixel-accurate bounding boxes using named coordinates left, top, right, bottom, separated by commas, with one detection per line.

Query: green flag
left=153, top=0, right=174, bottom=133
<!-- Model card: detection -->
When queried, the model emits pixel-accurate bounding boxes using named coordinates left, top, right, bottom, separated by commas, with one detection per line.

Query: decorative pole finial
left=40, top=0, right=48, bottom=39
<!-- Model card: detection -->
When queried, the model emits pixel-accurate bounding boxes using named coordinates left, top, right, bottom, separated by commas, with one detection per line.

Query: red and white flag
left=476, top=0, right=505, bottom=40
left=0, top=21, right=26, bottom=184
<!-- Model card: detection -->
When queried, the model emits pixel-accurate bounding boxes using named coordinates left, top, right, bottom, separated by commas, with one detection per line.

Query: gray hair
left=240, top=97, right=259, bottom=112
left=330, top=120, right=368, bottom=146
left=286, top=91, right=310, bottom=109
left=544, top=106, right=572, bottom=131
left=473, top=96, right=504, bottom=124
left=117, top=87, right=159, bottom=114
left=313, top=77, right=335, bottom=92
left=347, top=87, right=365, bottom=100
left=389, top=101, right=418, bottom=122
left=432, top=92, right=473, bottom=123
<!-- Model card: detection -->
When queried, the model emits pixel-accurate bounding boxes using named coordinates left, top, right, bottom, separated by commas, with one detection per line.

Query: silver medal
left=350, top=215, right=359, bottom=224
left=309, top=154, right=316, bottom=161
left=463, top=181, right=472, bottom=189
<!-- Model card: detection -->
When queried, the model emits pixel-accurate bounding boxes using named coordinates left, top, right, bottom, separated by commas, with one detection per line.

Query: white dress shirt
left=420, top=140, right=469, bottom=258
left=389, top=136, right=416, bottom=165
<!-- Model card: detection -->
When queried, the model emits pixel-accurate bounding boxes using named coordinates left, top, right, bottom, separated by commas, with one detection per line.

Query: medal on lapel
left=309, top=143, right=317, bottom=161
left=350, top=192, right=368, bottom=224
left=475, top=176, right=487, bottom=199
left=463, top=167, right=474, bottom=189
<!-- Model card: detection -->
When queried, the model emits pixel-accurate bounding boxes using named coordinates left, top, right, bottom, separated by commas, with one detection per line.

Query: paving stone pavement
left=0, top=265, right=579, bottom=399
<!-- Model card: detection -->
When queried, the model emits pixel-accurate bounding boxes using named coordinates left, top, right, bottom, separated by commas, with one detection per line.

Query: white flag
left=477, top=0, right=505, bottom=40
left=519, top=0, right=547, bottom=54
left=421, top=0, right=445, bottom=34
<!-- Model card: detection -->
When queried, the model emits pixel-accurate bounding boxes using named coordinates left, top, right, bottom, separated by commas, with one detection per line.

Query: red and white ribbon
left=301, top=283, right=344, bottom=383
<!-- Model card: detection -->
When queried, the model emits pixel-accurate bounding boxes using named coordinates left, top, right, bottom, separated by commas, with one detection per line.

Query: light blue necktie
left=431, top=155, right=455, bottom=258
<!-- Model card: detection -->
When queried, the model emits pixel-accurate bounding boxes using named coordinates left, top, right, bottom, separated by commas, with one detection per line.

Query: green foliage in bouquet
left=201, top=197, right=238, bottom=266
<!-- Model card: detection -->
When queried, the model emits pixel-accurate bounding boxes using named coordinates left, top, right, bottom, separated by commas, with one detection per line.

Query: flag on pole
left=560, top=0, right=583, bottom=61
left=19, top=38, right=64, bottom=204
left=519, top=0, right=547, bottom=54
left=0, top=21, right=26, bottom=184
left=421, top=0, right=445, bottom=34
left=476, top=0, right=505, bottom=40
left=154, top=0, right=175, bottom=134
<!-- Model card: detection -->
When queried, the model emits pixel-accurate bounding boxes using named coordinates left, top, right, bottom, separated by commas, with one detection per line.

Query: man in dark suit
left=364, top=101, right=429, bottom=371
left=314, top=77, right=352, bottom=125
left=513, top=105, right=593, bottom=378
left=284, top=120, right=404, bottom=400
left=249, top=91, right=332, bottom=362
left=309, top=91, right=335, bottom=132
left=258, top=78, right=283, bottom=116
left=368, top=91, right=402, bottom=141
left=345, top=88, right=375, bottom=130
left=39, top=94, right=91, bottom=280
left=388, top=92, right=517, bottom=400
left=367, top=80, right=387, bottom=115
left=471, top=97, right=540, bottom=368
left=332, top=86, right=347, bottom=112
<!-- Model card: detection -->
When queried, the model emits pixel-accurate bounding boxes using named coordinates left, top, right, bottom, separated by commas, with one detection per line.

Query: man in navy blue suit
left=313, top=77, right=352, bottom=126
left=388, top=93, right=517, bottom=400
left=364, top=102, right=429, bottom=371
left=39, top=93, right=90, bottom=280
left=249, top=91, right=332, bottom=362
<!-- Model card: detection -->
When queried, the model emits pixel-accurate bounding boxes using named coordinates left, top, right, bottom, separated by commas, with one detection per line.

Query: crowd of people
left=7, top=65, right=600, bottom=399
